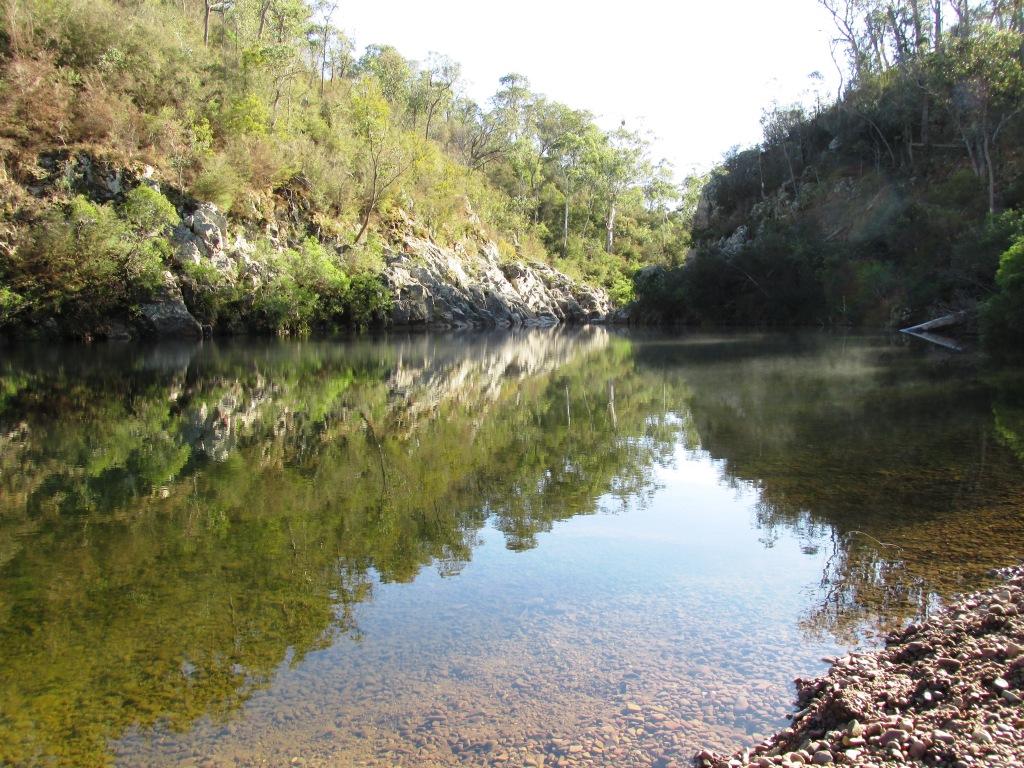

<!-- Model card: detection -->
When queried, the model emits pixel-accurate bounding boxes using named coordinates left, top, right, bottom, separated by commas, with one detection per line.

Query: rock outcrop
left=161, top=201, right=614, bottom=337
left=172, top=203, right=262, bottom=286
left=137, top=271, right=202, bottom=339
left=384, top=235, right=611, bottom=329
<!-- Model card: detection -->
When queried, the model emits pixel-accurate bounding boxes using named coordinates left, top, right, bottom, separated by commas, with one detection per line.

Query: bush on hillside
left=982, top=235, right=1024, bottom=352
left=1, top=186, right=178, bottom=334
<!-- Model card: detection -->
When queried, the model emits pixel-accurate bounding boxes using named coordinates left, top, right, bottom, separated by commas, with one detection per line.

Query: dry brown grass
left=0, top=56, right=75, bottom=153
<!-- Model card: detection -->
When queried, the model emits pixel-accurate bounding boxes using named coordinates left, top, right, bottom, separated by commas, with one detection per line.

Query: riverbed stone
left=702, top=567, right=1024, bottom=768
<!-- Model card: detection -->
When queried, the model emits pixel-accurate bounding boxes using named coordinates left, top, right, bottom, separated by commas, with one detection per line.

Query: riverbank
left=0, top=154, right=613, bottom=341
left=698, top=566, right=1024, bottom=768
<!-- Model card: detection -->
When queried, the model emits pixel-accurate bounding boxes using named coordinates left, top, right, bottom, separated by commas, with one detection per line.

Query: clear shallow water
left=0, top=329, right=1022, bottom=767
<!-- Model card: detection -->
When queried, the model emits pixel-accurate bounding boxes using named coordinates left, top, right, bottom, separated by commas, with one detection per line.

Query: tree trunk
left=357, top=180, right=380, bottom=243
left=867, top=16, right=890, bottom=70
left=256, top=0, right=269, bottom=40
left=888, top=5, right=911, bottom=63
left=424, top=103, right=436, bottom=139
left=605, top=200, right=616, bottom=254
left=960, top=130, right=981, bottom=175
left=782, top=143, right=798, bottom=194
left=270, top=85, right=283, bottom=129
left=932, top=0, right=943, bottom=49
left=562, top=188, right=570, bottom=256
left=955, top=0, right=970, bottom=37
left=983, top=133, right=996, bottom=213
left=356, top=208, right=372, bottom=243
left=758, top=150, right=767, bottom=199
left=203, top=0, right=211, bottom=46
left=920, top=96, right=930, bottom=166
left=320, top=29, right=328, bottom=100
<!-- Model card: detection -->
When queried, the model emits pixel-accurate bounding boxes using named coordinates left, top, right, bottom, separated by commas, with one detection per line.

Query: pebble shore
left=699, top=566, right=1024, bottom=768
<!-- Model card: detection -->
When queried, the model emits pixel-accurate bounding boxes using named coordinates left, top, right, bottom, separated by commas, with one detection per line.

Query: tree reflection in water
left=0, top=330, right=1021, bottom=766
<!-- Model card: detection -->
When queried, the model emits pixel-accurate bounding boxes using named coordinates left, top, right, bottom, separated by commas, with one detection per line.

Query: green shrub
left=926, top=169, right=988, bottom=213
left=251, top=268, right=318, bottom=334
left=119, top=184, right=179, bottom=233
left=217, top=94, right=269, bottom=138
left=180, top=260, right=235, bottom=325
left=631, top=265, right=689, bottom=324
left=982, top=235, right=1024, bottom=352
left=191, top=153, right=245, bottom=212
left=242, top=236, right=393, bottom=333
left=251, top=239, right=350, bottom=334
left=289, top=238, right=351, bottom=317
left=994, top=401, right=1024, bottom=463
left=7, top=194, right=172, bottom=334
left=0, top=287, right=26, bottom=327
left=608, top=273, right=634, bottom=306
left=345, top=272, right=393, bottom=329
left=344, top=233, right=388, bottom=274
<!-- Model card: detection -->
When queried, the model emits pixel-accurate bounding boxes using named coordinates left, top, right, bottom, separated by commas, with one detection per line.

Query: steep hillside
left=632, top=1, right=1024, bottom=351
left=0, top=0, right=687, bottom=340
left=0, top=150, right=611, bottom=339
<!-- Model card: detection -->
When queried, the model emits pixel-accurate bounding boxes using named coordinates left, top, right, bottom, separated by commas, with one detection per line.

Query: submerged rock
left=697, top=565, right=1024, bottom=768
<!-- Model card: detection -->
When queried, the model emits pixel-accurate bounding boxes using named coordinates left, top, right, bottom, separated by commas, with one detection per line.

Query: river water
left=1, top=329, right=1022, bottom=767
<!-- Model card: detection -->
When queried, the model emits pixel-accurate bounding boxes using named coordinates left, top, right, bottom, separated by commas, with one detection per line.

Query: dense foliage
left=982, top=232, right=1024, bottom=349
left=0, top=0, right=691, bottom=337
left=5, top=186, right=176, bottom=329
left=634, top=0, right=1024, bottom=346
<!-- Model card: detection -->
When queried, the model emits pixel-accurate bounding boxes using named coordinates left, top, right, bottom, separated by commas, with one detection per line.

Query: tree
left=349, top=77, right=421, bottom=242
left=594, top=125, right=646, bottom=254
left=819, top=0, right=872, bottom=79
left=204, top=0, right=235, bottom=46
left=328, top=31, right=355, bottom=81
left=357, top=45, right=412, bottom=111
left=937, top=27, right=1024, bottom=211
left=543, top=110, right=598, bottom=254
left=420, top=53, right=460, bottom=140
left=490, top=73, right=534, bottom=144
left=982, top=233, right=1024, bottom=347
left=761, top=103, right=807, bottom=194
left=441, top=98, right=502, bottom=169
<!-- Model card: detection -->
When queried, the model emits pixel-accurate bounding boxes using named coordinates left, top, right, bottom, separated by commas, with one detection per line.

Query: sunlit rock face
left=165, top=199, right=614, bottom=336
left=385, top=235, right=612, bottom=329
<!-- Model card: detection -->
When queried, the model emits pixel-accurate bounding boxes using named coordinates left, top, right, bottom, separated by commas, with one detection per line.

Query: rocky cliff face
left=162, top=202, right=612, bottom=336
left=9, top=154, right=614, bottom=339
left=384, top=233, right=611, bottom=330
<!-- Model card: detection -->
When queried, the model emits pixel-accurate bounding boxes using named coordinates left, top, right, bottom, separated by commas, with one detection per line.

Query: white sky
left=338, top=0, right=843, bottom=179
